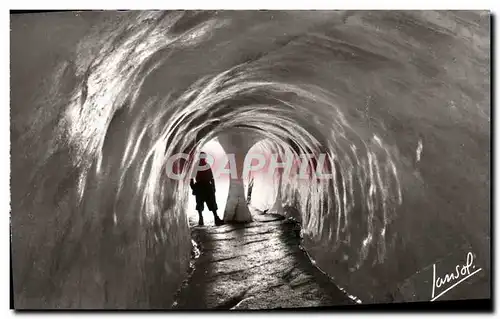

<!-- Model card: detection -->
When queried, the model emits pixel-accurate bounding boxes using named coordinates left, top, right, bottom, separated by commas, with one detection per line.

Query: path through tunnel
left=10, top=11, right=490, bottom=309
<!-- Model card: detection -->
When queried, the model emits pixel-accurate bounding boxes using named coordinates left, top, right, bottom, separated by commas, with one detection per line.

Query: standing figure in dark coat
left=190, top=152, right=224, bottom=226
left=247, top=177, right=254, bottom=204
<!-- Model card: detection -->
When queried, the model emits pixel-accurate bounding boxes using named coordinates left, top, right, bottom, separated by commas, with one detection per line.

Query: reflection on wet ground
left=174, top=212, right=355, bottom=309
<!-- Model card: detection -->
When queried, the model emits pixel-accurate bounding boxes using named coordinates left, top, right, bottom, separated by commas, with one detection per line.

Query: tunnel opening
left=244, top=139, right=276, bottom=214
left=171, top=117, right=330, bottom=228
left=242, top=137, right=304, bottom=217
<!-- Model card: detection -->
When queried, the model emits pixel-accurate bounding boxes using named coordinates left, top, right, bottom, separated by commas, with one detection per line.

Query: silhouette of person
left=247, top=177, right=254, bottom=204
left=190, top=152, right=224, bottom=226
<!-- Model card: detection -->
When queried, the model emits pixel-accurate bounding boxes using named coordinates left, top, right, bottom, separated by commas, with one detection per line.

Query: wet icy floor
left=173, top=213, right=355, bottom=310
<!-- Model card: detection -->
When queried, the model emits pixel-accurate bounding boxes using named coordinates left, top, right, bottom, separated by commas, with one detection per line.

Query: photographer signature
left=431, top=252, right=482, bottom=301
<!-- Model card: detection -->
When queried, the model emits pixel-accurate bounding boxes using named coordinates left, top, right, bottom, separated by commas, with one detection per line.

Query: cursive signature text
left=431, top=252, right=482, bottom=301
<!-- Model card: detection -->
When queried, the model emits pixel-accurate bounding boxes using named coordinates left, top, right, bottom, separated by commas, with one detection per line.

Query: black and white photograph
left=9, top=8, right=491, bottom=311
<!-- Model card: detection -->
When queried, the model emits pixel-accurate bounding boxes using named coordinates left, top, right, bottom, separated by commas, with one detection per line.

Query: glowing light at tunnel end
left=165, top=151, right=343, bottom=182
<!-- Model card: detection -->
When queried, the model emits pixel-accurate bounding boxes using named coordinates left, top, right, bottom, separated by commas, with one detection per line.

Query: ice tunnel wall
left=10, top=11, right=490, bottom=308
